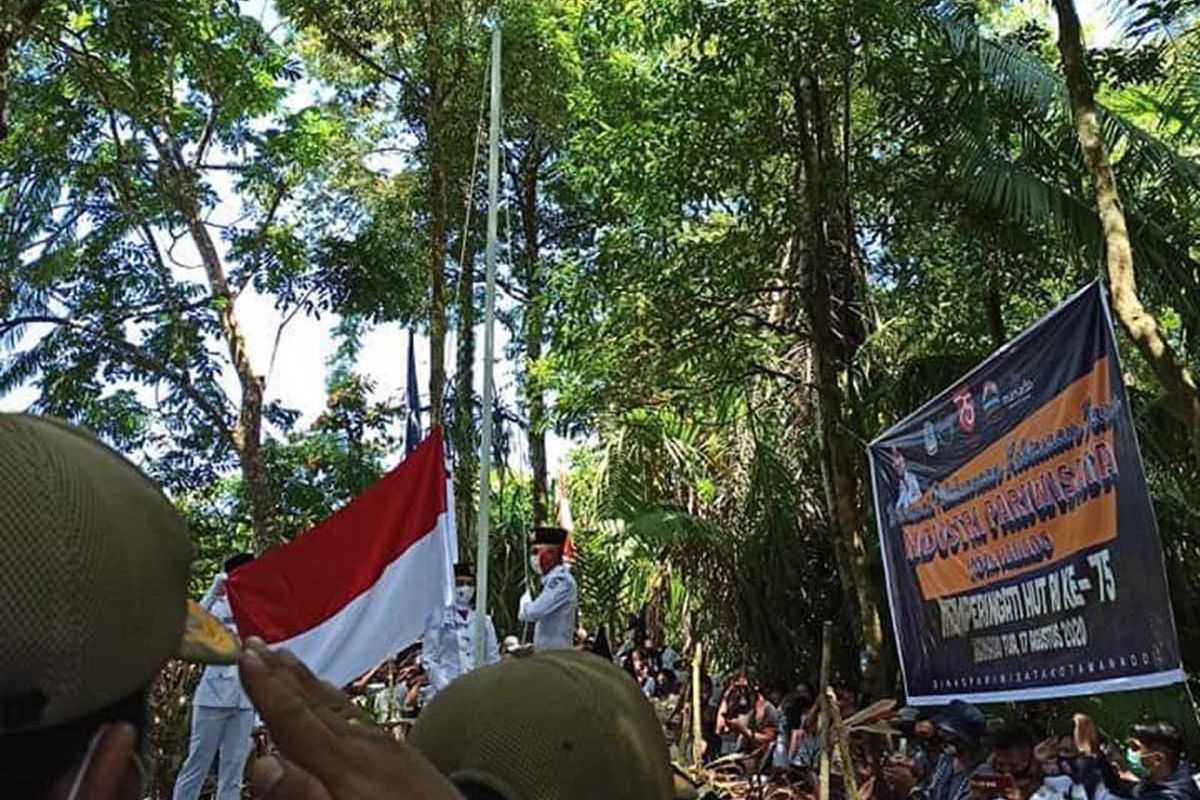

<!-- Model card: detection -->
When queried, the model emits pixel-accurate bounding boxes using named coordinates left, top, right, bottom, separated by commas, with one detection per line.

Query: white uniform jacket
left=518, top=564, right=578, bottom=651
left=193, top=574, right=252, bottom=710
left=420, top=605, right=500, bottom=695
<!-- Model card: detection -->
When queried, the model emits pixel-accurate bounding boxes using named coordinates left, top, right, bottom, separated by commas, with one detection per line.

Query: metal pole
left=474, top=10, right=500, bottom=668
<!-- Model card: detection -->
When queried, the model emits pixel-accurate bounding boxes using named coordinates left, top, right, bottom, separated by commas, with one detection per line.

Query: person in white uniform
left=420, top=562, right=500, bottom=698
left=518, top=526, right=578, bottom=651
left=172, top=553, right=256, bottom=800
left=891, top=449, right=923, bottom=512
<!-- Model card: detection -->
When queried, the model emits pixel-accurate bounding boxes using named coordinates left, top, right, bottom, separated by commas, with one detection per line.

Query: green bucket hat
left=0, top=414, right=237, bottom=733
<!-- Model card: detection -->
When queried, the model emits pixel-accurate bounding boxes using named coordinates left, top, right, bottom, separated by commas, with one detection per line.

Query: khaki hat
left=0, top=414, right=237, bottom=733
left=410, top=649, right=685, bottom=800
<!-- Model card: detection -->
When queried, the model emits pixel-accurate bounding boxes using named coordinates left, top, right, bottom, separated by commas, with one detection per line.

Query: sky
left=0, top=0, right=579, bottom=477
left=0, top=0, right=1120, bottom=476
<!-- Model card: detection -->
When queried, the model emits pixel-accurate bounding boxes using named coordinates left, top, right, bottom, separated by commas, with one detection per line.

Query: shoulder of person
left=548, top=568, right=575, bottom=585
left=1163, top=766, right=1200, bottom=800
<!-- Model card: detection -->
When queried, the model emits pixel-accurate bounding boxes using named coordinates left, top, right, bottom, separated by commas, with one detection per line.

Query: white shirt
left=193, top=574, right=252, bottom=710
left=420, top=604, right=500, bottom=695
left=896, top=470, right=921, bottom=510
left=518, top=563, right=578, bottom=651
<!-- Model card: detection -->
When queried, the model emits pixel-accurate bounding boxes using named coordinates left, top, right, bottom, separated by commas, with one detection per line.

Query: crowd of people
left=4, top=411, right=1200, bottom=800
left=637, top=660, right=1200, bottom=800
left=572, top=625, right=1200, bottom=800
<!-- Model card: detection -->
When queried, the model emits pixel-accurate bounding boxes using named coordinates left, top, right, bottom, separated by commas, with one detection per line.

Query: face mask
left=1126, top=748, right=1150, bottom=778
left=530, top=554, right=543, bottom=575
left=454, top=586, right=475, bottom=606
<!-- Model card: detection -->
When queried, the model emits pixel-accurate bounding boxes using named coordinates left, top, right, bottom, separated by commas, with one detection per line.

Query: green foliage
left=0, top=0, right=365, bottom=511
left=176, top=321, right=402, bottom=567
left=542, top=0, right=1200, bottom=691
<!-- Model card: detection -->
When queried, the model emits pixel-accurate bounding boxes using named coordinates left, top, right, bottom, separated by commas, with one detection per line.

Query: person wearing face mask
left=0, top=414, right=470, bottom=800
left=896, top=705, right=943, bottom=783
left=1036, top=734, right=1089, bottom=800
left=1073, top=715, right=1200, bottom=800
left=974, top=723, right=1057, bottom=800
left=886, top=700, right=989, bottom=800
left=518, top=526, right=579, bottom=651
left=0, top=414, right=242, bottom=800
left=420, top=562, right=500, bottom=699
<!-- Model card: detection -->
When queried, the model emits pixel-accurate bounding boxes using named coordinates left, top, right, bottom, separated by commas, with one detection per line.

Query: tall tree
left=280, top=0, right=488, bottom=431
left=502, top=0, right=579, bottom=524
left=0, top=0, right=335, bottom=548
left=1051, top=0, right=1200, bottom=458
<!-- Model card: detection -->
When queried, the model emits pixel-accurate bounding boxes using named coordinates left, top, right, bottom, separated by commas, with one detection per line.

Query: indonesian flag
left=227, top=430, right=457, bottom=688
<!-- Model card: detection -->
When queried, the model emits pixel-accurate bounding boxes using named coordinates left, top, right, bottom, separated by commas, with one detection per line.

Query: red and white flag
left=227, top=430, right=457, bottom=688
left=555, top=475, right=576, bottom=566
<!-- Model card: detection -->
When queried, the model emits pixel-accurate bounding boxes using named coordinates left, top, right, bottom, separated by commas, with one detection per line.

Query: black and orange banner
left=868, top=283, right=1183, bottom=704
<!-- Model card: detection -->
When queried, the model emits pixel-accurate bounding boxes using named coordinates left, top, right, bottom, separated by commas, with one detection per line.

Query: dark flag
left=405, top=329, right=422, bottom=456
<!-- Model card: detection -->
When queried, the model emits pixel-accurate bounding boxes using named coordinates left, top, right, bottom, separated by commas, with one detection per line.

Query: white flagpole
left=474, top=8, right=500, bottom=668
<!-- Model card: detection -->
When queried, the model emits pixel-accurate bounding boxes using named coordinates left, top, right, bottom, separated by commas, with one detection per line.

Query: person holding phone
left=1072, top=715, right=1200, bottom=800
left=972, top=724, right=1056, bottom=800
left=885, top=701, right=988, bottom=800
left=715, top=675, right=779, bottom=758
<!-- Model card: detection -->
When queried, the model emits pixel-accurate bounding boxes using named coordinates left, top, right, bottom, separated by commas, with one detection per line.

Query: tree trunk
left=1053, top=0, right=1200, bottom=456
left=984, top=252, right=1006, bottom=350
left=453, top=221, right=478, bottom=550
left=427, top=20, right=451, bottom=431
left=516, top=143, right=549, bottom=525
left=429, top=145, right=449, bottom=429
left=158, top=141, right=276, bottom=550
left=792, top=72, right=888, bottom=697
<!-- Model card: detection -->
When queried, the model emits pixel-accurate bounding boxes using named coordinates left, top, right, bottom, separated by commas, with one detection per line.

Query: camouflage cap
left=0, top=414, right=236, bottom=733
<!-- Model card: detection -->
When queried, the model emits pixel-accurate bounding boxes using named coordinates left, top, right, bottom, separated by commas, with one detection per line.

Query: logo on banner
left=952, top=388, right=976, bottom=434
left=923, top=422, right=938, bottom=456
left=1003, top=378, right=1035, bottom=409
left=981, top=381, right=1001, bottom=420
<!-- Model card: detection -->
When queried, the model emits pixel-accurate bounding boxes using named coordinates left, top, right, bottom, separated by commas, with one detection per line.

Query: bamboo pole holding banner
left=828, top=686, right=861, bottom=800
left=818, top=620, right=833, bottom=800
left=692, top=642, right=703, bottom=767
left=473, top=9, right=501, bottom=668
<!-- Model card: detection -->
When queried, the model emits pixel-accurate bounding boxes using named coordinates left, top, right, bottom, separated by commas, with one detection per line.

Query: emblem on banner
left=981, top=381, right=1001, bottom=420
left=923, top=422, right=938, bottom=455
left=953, top=388, right=976, bottom=434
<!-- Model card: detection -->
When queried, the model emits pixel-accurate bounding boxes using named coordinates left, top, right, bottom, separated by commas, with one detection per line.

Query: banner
left=868, top=283, right=1183, bottom=704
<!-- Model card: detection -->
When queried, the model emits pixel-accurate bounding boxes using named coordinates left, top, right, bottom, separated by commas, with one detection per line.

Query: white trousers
left=171, top=705, right=255, bottom=800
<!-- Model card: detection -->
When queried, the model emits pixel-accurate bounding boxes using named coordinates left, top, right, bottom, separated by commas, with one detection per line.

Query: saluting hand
left=239, top=638, right=463, bottom=800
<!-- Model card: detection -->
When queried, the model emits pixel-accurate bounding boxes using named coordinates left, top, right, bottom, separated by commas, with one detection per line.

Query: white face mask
left=530, top=554, right=543, bottom=575
left=454, top=586, right=475, bottom=606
